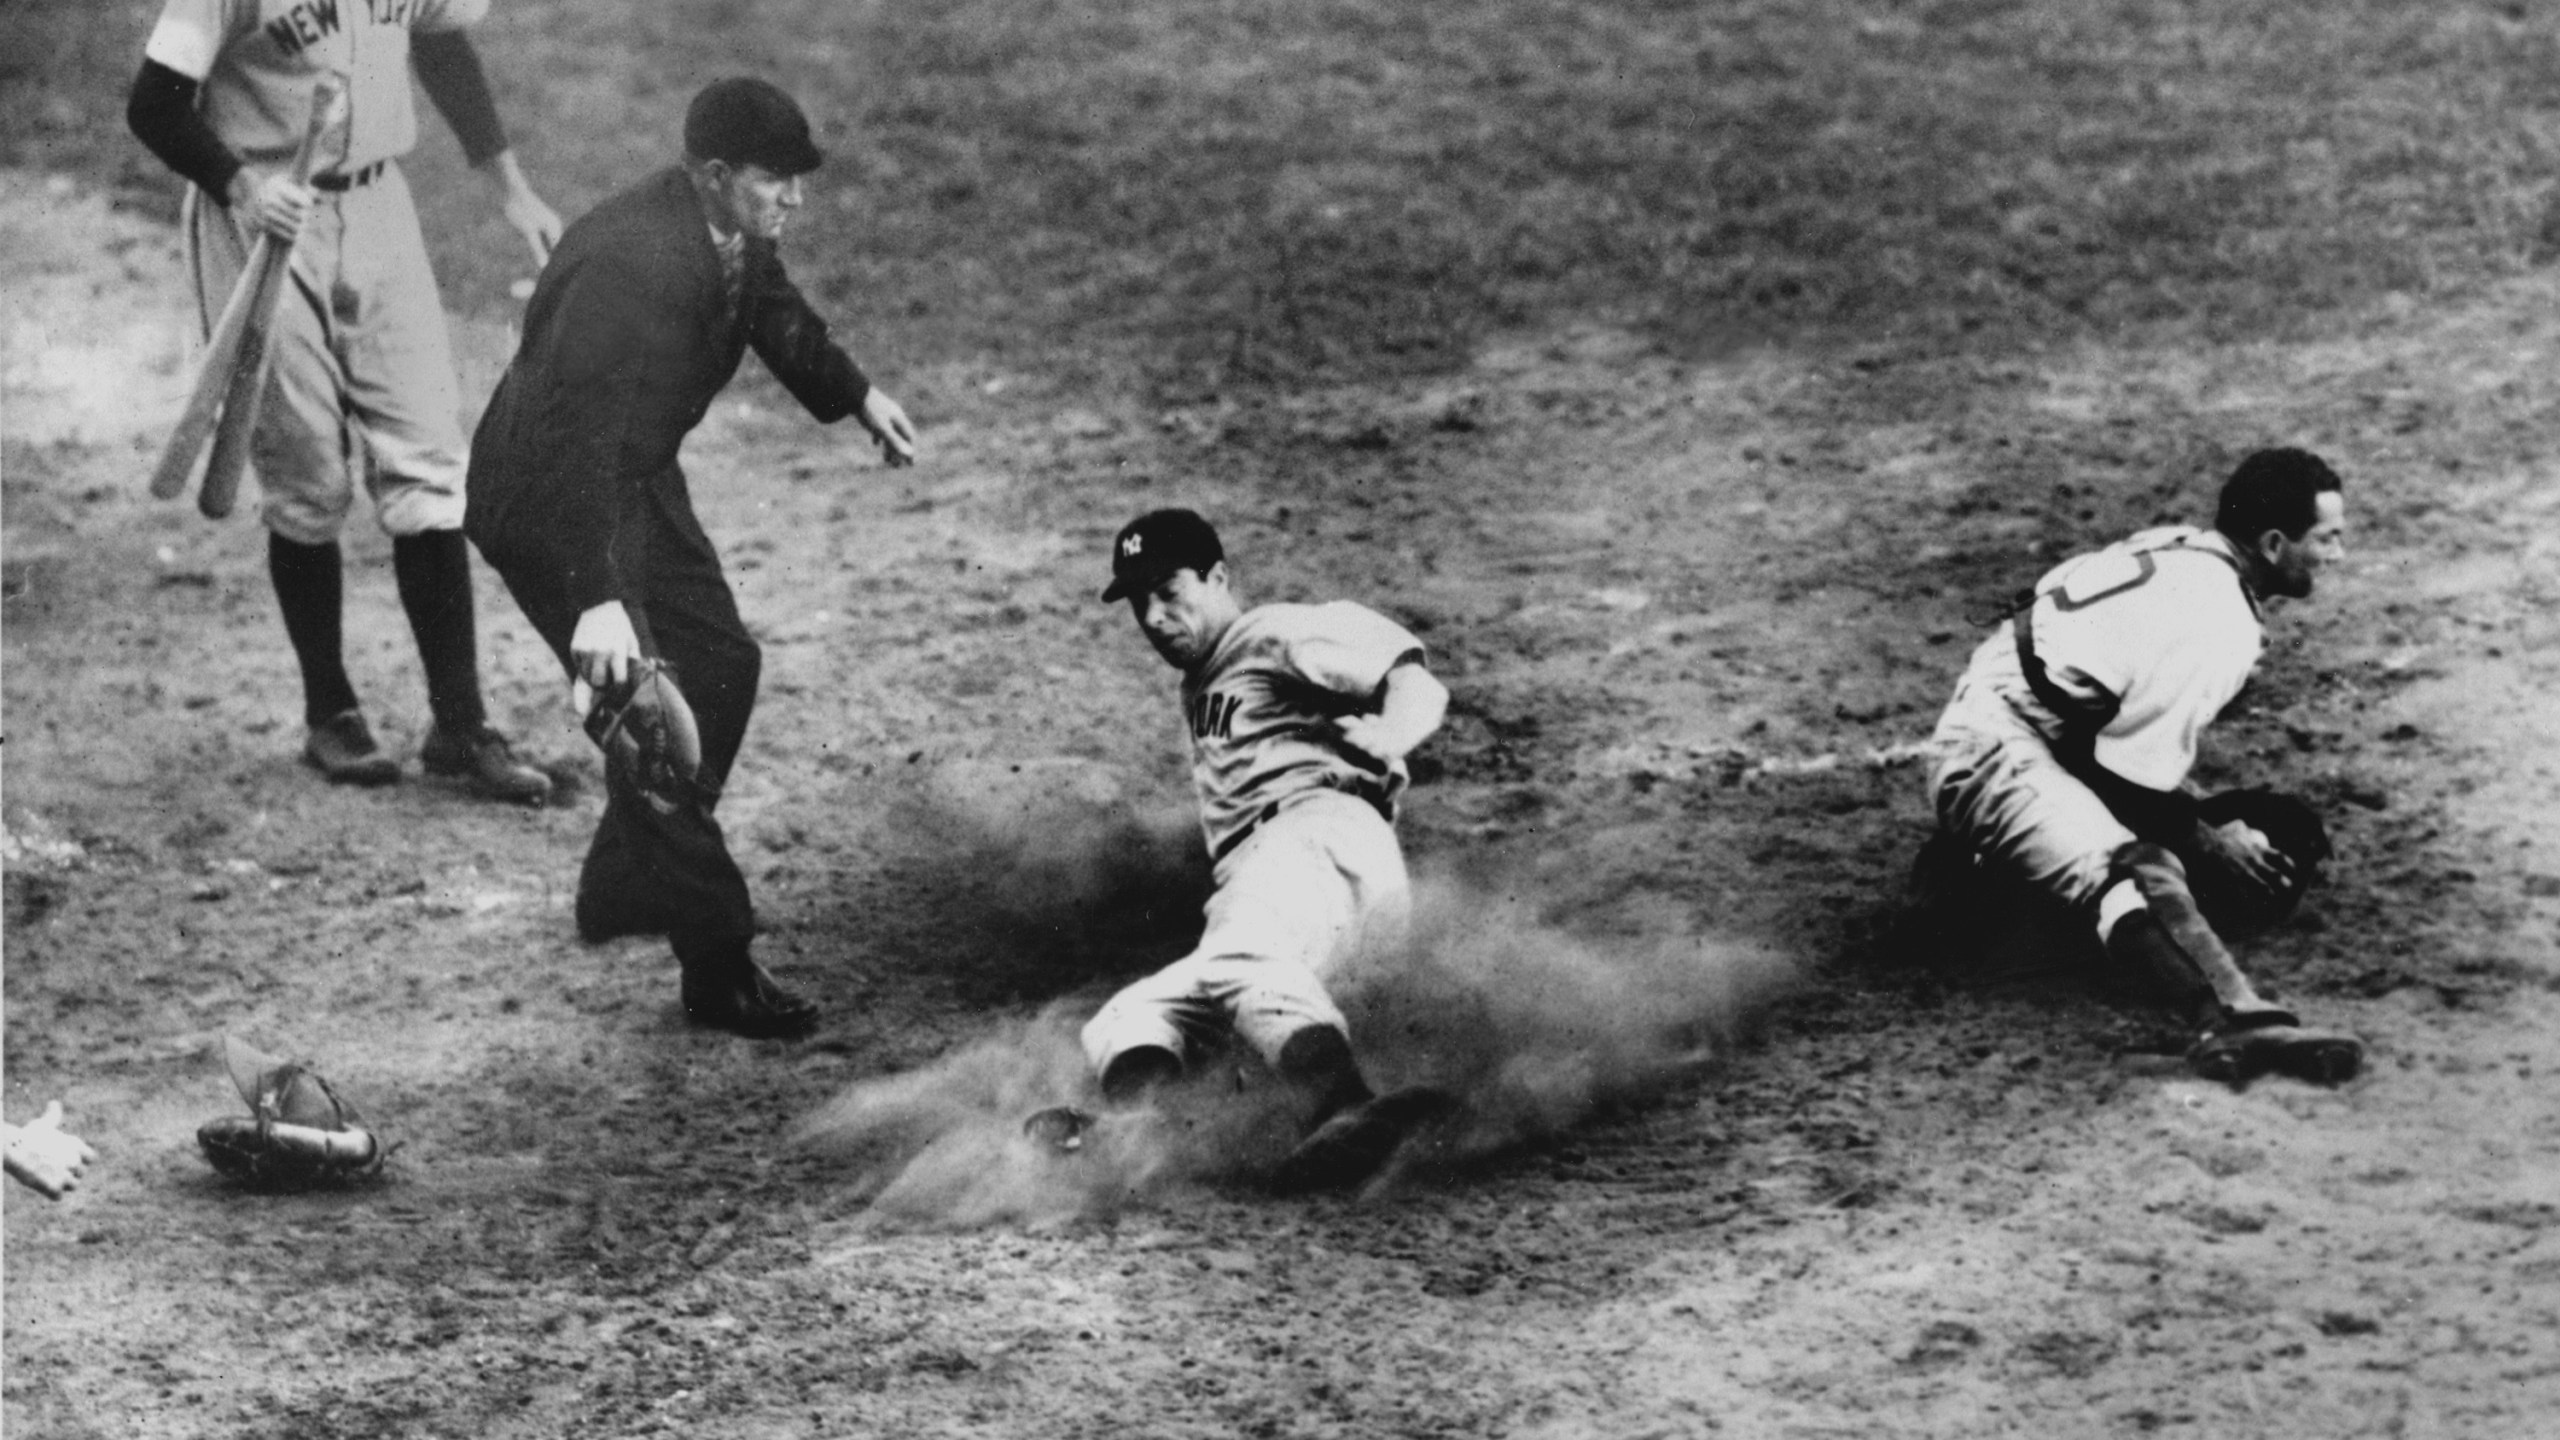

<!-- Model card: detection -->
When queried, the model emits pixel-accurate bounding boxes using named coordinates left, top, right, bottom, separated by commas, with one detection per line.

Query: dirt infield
left=7, top=160, right=2557, bottom=1437
left=9, top=2, right=2560, bottom=1425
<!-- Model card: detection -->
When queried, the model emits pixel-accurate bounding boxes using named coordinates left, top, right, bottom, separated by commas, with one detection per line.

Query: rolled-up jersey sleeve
left=1283, top=602, right=1426, bottom=700
left=416, top=0, right=493, bottom=31
left=142, top=0, right=240, bottom=80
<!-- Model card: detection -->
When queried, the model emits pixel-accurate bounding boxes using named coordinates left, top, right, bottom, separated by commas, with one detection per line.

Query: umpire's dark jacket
left=467, top=165, right=869, bottom=617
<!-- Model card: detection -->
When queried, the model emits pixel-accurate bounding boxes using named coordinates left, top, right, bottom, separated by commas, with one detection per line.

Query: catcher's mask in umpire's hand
left=584, top=658, right=704, bottom=815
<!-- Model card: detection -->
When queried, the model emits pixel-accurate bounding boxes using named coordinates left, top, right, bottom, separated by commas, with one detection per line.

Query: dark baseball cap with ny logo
left=1101, top=508, right=1224, bottom=602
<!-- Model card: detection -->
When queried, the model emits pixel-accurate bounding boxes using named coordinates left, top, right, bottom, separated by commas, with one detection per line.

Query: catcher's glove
left=584, top=658, right=703, bottom=814
left=196, top=1036, right=386, bottom=1189
left=2191, top=786, right=2332, bottom=930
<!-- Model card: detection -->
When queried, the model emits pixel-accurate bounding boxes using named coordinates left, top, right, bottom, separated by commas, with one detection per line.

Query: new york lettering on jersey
left=1187, top=690, right=1243, bottom=742
left=258, top=0, right=437, bottom=57
left=260, top=0, right=342, bottom=55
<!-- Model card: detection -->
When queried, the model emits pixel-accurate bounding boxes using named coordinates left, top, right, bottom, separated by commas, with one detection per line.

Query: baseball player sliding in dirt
left=124, top=0, right=559, bottom=802
left=1025, top=510, right=1457, bottom=1193
left=1925, top=448, right=2362, bottom=1085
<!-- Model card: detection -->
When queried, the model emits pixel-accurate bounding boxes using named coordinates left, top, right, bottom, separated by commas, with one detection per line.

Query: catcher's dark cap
left=685, top=77, right=824, bottom=177
left=1102, top=508, right=1223, bottom=602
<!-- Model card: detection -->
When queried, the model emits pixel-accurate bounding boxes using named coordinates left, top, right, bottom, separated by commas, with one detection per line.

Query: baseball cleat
left=421, top=723, right=552, bottom=804
left=1268, top=1086, right=1457, bottom=1197
left=302, top=709, right=400, bottom=787
left=2188, top=1023, right=2364, bottom=1086
left=1022, top=1105, right=1095, bottom=1154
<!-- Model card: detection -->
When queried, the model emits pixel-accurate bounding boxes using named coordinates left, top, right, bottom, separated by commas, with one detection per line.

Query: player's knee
left=1099, top=1045, right=1183, bottom=1107
left=2108, top=840, right=2190, bottom=895
left=264, top=497, right=348, bottom=548
left=1273, top=1024, right=1371, bottom=1118
left=1079, top=998, right=1175, bottom=1078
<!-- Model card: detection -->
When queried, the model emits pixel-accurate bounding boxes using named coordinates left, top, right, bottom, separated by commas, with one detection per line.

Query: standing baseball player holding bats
left=125, top=0, right=560, bottom=802
left=464, top=79, right=918, bottom=1039
left=1023, top=510, right=1457, bottom=1194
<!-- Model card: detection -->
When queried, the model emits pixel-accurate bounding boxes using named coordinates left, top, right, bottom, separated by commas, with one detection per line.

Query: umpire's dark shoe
left=421, top=723, right=552, bottom=804
left=302, top=710, right=400, bottom=787
left=681, top=958, right=820, bottom=1040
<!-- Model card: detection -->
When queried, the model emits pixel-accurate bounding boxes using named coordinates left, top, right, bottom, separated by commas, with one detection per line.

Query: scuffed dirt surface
left=7, top=168, right=2559, bottom=1438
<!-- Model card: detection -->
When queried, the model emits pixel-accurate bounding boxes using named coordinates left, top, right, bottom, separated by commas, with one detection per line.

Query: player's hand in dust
left=228, top=167, right=313, bottom=244
left=2198, top=818, right=2296, bottom=895
left=569, top=600, right=643, bottom=716
left=861, top=390, right=917, bottom=468
left=4, top=1102, right=98, bottom=1200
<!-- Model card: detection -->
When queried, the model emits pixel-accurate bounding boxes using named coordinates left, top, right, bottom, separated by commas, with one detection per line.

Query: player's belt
left=1208, top=785, right=1392, bottom=865
left=311, top=162, right=386, bottom=192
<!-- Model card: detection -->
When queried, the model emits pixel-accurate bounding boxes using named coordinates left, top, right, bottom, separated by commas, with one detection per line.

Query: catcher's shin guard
left=2104, top=842, right=2265, bottom=1019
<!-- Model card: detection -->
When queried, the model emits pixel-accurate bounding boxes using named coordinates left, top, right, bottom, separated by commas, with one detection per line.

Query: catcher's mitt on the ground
left=197, top=1036, right=386, bottom=1188
left=2191, top=786, right=2332, bottom=931
left=584, top=657, right=703, bottom=814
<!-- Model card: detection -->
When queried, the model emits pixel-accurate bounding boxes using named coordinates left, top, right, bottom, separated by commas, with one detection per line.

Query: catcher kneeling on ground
left=1920, top=447, right=2362, bottom=1086
left=1024, top=509, right=1456, bottom=1193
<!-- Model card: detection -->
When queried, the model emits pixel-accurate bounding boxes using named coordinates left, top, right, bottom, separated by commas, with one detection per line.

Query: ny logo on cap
left=1121, top=534, right=1144, bottom=558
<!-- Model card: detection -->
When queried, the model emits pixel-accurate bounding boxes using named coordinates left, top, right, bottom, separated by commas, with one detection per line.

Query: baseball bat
left=144, top=77, right=342, bottom=514
left=198, top=77, right=343, bottom=520
left=145, top=234, right=276, bottom=499
left=194, top=238, right=298, bottom=519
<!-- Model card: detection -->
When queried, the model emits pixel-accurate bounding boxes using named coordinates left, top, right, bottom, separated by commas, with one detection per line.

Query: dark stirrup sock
left=267, top=533, right=360, bottom=726
left=391, top=529, right=487, bottom=734
left=2102, top=910, right=2224, bottom=1031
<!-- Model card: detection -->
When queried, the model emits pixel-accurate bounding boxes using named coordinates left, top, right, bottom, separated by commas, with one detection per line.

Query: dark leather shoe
left=681, top=957, right=820, bottom=1040
left=302, top=710, right=400, bottom=787
left=421, top=723, right=551, bottom=804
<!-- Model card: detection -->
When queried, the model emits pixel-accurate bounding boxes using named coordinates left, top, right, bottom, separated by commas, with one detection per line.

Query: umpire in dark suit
left=466, top=78, right=917, bottom=1038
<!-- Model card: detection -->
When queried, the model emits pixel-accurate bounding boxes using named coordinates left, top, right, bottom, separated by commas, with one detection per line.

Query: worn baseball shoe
left=681, top=957, right=820, bottom=1040
left=1268, top=1086, right=1457, bottom=1196
left=2188, top=1018, right=2363, bottom=1087
left=1022, top=1105, right=1095, bottom=1154
left=421, top=723, right=552, bottom=804
left=302, top=710, right=400, bottom=787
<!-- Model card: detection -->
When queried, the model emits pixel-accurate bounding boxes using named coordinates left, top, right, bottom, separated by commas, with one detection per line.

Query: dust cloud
left=797, top=759, right=1797, bottom=1226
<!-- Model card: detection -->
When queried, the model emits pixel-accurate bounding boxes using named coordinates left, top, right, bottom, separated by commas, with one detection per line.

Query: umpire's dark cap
left=685, top=78, right=824, bottom=177
left=1102, top=509, right=1224, bottom=602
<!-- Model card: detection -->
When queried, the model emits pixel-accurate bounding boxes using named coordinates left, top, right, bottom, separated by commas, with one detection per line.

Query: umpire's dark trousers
left=475, top=475, right=760, bottom=971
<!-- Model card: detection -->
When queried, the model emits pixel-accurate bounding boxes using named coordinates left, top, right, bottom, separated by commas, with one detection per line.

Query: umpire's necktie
left=714, top=232, right=746, bottom=328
